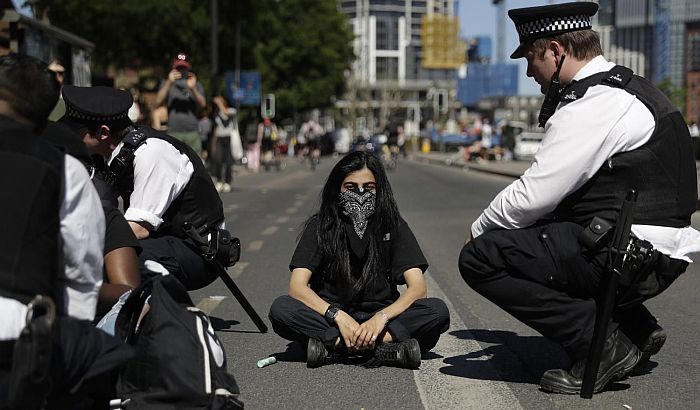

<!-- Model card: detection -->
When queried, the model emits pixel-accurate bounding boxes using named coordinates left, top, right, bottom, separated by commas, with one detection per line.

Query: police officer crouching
left=60, top=85, right=235, bottom=290
left=458, top=1, right=699, bottom=396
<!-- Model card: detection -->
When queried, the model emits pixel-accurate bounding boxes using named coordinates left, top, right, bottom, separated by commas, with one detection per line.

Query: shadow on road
left=438, top=328, right=634, bottom=392
left=272, top=341, right=306, bottom=363
left=209, top=316, right=241, bottom=331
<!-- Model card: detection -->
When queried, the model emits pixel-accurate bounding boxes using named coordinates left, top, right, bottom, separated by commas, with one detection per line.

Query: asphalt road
left=190, top=156, right=700, bottom=410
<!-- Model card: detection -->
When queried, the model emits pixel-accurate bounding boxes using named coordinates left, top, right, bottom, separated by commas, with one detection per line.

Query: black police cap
left=61, top=85, right=133, bottom=131
left=508, top=1, right=598, bottom=59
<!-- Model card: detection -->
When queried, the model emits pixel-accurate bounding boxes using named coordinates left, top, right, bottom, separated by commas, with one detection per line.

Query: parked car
left=513, top=132, right=544, bottom=161
left=431, top=133, right=480, bottom=151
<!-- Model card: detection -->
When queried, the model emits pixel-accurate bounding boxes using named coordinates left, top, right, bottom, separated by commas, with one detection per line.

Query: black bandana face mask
left=338, top=186, right=376, bottom=239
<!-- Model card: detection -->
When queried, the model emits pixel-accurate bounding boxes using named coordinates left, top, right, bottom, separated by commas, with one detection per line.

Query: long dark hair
left=304, top=151, right=400, bottom=299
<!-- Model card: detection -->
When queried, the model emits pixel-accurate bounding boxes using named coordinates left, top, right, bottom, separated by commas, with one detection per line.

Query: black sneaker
left=364, top=338, right=421, bottom=369
left=306, top=338, right=329, bottom=368
left=539, top=329, right=641, bottom=395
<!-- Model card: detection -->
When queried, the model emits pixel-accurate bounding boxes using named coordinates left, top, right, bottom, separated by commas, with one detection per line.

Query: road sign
left=224, top=70, right=260, bottom=106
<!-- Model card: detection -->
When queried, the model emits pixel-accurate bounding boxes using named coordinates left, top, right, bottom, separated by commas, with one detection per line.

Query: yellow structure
left=421, top=14, right=466, bottom=69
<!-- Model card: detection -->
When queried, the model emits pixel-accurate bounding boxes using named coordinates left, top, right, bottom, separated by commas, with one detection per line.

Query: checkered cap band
left=65, top=105, right=129, bottom=122
left=516, top=14, right=592, bottom=39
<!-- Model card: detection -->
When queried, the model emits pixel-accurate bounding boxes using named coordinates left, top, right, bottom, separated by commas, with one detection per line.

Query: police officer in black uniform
left=458, top=2, right=698, bottom=395
left=0, top=54, right=133, bottom=409
left=59, top=85, right=228, bottom=291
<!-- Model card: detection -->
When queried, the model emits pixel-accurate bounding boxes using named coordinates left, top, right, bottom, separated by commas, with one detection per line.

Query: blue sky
left=459, top=0, right=566, bottom=95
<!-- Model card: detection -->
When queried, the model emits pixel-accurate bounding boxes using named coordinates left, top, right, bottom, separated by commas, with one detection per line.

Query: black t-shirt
left=289, top=217, right=428, bottom=307
left=103, top=206, right=141, bottom=255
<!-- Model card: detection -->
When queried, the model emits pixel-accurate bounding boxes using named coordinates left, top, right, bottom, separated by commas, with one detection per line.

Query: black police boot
left=631, top=324, right=666, bottom=374
left=364, top=338, right=421, bottom=369
left=540, top=329, right=641, bottom=394
left=307, top=338, right=344, bottom=368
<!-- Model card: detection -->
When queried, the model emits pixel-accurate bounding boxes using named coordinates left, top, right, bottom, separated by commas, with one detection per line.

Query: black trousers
left=459, top=221, right=687, bottom=361
left=139, top=235, right=218, bottom=291
left=268, top=295, right=449, bottom=354
left=213, top=137, right=234, bottom=184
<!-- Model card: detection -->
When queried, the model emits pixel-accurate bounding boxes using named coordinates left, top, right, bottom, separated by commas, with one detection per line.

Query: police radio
left=538, top=54, right=566, bottom=128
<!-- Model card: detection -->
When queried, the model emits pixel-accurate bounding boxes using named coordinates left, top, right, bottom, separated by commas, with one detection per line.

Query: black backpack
left=113, top=275, right=244, bottom=409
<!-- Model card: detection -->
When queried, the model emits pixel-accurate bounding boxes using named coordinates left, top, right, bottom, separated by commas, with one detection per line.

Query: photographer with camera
left=59, top=85, right=232, bottom=291
left=155, top=52, right=206, bottom=157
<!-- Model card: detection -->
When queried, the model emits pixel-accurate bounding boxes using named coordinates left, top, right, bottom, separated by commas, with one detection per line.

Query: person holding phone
left=155, top=52, right=206, bottom=157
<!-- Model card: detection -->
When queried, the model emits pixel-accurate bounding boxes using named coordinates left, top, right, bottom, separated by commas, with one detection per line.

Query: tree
left=28, top=0, right=354, bottom=119
left=657, top=77, right=688, bottom=111
left=251, top=0, right=354, bottom=118
left=30, top=0, right=211, bottom=74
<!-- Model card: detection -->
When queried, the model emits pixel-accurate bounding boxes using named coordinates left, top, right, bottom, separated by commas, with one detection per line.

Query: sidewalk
left=411, top=151, right=531, bottom=178
left=411, top=151, right=700, bottom=210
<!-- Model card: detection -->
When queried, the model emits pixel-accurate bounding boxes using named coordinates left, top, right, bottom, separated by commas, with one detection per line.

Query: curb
left=412, top=155, right=524, bottom=179
left=413, top=155, right=700, bottom=211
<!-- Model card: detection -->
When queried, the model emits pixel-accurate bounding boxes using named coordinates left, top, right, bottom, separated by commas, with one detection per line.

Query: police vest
left=0, top=119, right=63, bottom=304
left=553, top=65, right=697, bottom=227
left=109, top=126, right=224, bottom=237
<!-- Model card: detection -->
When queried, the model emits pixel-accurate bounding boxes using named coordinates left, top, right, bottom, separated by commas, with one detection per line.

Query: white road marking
left=261, top=226, right=278, bottom=236
left=285, top=207, right=298, bottom=214
left=246, top=240, right=264, bottom=252
left=415, top=273, right=523, bottom=410
left=227, top=262, right=249, bottom=279
left=196, top=296, right=226, bottom=315
left=275, top=216, right=290, bottom=224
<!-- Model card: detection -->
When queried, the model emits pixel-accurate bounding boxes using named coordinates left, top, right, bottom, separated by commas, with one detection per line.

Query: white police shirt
left=471, top=55, right=700, bottom=262
left=109, top=138, right=194, bottom=230
left=1, top=155, right=105, bottom=340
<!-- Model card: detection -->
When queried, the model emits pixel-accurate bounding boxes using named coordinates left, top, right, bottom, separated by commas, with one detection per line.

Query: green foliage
left=31, top=0, right=211, bottom=73
left=252, top=0, right=354, bottom=116
left=656, top=77, right=688, bottom=110
left=28, top=0, right=354, bottom=118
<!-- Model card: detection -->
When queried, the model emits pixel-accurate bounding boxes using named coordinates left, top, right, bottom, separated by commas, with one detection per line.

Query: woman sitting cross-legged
left=269, top=151, right=449, bottom=369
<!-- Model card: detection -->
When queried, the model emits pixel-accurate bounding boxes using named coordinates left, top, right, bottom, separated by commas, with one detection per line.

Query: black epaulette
left=103, top=126, right=148, bottom=186
left=559, top=65, right=634, bottom=107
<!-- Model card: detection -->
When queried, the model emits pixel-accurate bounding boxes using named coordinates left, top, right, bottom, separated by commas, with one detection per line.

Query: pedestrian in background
left=245, top=121, right=261, bottom=173
left=269, top=151, right=449, bottom=369
left=689, top=120, right=699, bottom=159
left=211, top=96, right=236, bottom=192
left=155, top=52, right=206, bottom=157
left=459, top=1, right=698, bottom=395
left=47, top=58, right=66, bottom=121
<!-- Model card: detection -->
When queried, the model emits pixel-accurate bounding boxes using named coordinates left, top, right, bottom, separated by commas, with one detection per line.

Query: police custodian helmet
left=60, top=85, right=133, bottom=131
left=508, top=1, right=599, bottom=59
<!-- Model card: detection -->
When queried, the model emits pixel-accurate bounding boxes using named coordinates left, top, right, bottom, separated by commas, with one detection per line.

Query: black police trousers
left=268, top=295, right=450, bottom=354
left=138, top=235, right=218, bottom=291
left=458, top=221, right=687, bottom=361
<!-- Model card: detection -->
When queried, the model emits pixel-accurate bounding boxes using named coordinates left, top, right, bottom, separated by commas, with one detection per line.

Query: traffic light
left=261, top=93, right=275, bottom=119
left=436, top=89, right=448, bottom=115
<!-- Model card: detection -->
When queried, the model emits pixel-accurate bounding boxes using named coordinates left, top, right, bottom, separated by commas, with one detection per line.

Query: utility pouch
left=8, top=295, right=56, bottom=410
left=579, top=216, right=614, bottom=252
left=208, top=228, right=241, bottom=268
left=183, top=222, right=241, bottom=268
left=616, top=238, right=658, bottom=308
